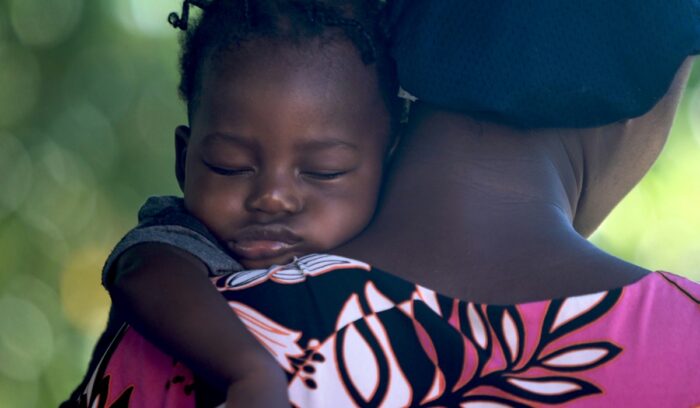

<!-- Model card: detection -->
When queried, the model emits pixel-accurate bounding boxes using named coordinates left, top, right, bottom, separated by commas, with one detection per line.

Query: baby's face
left=178, top=39, right=391, bottom=269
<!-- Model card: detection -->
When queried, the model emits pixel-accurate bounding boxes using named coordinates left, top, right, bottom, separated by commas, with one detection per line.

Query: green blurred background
left=0, top=0, right=699, bottom=406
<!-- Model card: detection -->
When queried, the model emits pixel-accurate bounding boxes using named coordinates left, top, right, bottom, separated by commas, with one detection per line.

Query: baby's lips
left=232, top=225, right=302, bottom=244
left=229, top=239, right=295, bottom=261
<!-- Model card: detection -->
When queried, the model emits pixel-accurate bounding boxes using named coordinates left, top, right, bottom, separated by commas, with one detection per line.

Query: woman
left=71, top=0, right=700, bottom=406
left=332, top=2, right=700, bottom=404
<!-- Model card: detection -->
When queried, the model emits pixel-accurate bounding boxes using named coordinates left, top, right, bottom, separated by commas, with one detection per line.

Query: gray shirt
left=101, top=195, right=243, bottom=287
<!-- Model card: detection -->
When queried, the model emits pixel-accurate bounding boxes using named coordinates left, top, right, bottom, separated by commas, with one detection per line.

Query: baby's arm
left=101, top=196, right=288, bottom=405
left=109, top=243, right=288, bottom=406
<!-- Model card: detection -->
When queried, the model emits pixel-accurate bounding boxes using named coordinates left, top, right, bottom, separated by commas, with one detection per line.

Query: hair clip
left=168, top=0, right=211, bottom=30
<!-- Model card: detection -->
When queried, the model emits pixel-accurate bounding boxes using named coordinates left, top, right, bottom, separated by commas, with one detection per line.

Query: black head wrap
left=386, top=0, right=700, bottom=128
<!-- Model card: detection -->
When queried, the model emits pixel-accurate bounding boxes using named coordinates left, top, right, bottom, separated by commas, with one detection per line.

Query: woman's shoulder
left=652, top=270, right=700, bottom=304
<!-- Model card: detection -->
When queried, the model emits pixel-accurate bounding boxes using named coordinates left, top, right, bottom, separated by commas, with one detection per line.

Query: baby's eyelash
left=302, top=171, right=347, bottom=180
left=204, top=162, right=254, bottom=176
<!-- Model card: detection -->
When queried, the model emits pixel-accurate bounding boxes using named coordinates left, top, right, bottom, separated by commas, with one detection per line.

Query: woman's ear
left=175, top=125, right=191, bottom=192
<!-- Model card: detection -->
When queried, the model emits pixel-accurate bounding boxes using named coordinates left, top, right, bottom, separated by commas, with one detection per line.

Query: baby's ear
left=175, top=126, right=191, bottom=192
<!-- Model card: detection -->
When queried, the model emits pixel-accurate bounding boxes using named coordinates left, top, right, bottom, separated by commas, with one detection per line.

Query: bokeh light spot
left=0, top=133, right=33, bottom=219
left=50, top=101, right=119, bottom=175
left=43, top=330, right=96, bottom=403
left=0, top=376, right=39, bottom=408
left=9, top=0, right=83, bottom=47
left=0, top=6, right=12, bottom=47
left=112, top=0, right=182, bottom=37
left=0, top=45, right=40, bottom=126
left=0, top=296, right=54, bottom=381
left=60, top=246, right=111, bottom=336
left=136, top=81, right=184, bottom=150
left=20, top=142, right=98, bottom=239
left=3, top=276, right=64, bottom=333
left=61, top=46, right=138, bottom=121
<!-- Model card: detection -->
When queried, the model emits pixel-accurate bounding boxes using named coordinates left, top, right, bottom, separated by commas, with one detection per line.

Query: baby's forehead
left=203, top=37, right=376, bottom=89
left=179, top=1, right=399, bottom=134
left=192, top=39, right=391, bottom=145
left=200, top=131, right=374, bottom=152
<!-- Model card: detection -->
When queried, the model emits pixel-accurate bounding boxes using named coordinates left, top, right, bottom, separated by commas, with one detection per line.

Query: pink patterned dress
left=74, top=254, right=700, bottom=407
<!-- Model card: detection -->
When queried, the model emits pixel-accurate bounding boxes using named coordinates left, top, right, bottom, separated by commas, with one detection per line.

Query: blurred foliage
left=0, top=0, right=698, bottom=406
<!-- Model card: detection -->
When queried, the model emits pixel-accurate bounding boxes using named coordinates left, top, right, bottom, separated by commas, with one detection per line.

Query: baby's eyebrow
left=201, top=132, right=254, bottom=149
left=299, top=139, right=359, bottom=152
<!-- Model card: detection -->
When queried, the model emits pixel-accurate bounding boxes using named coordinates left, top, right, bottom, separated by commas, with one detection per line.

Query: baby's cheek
left=185, top=185, right=245, bottom=238
left=335, top=197, right=377, bottom=243
left=307, top=172, right=382, bottom=250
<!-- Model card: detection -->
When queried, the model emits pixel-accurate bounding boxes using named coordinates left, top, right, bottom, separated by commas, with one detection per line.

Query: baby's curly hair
left=169, top=0, right=401, bottom=126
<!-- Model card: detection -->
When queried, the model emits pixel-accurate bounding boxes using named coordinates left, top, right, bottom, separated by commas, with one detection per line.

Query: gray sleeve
left=102, top=224, right=243, bottom=287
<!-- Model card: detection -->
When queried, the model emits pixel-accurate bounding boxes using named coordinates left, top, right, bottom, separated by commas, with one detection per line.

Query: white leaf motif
left=507, top=378, right=581, bottom=395
left=541, top=348, right=609, bottom=368
left=365, top=315, right=412, bottom=408
left=416, top=286, right=442, bottom=316
left=461, top=402, right=516, bottom=408
left=343, top=324, right=380, bottom=402
left=551, top=292, right=607, bottom=332
left=365, top=282, right=395, bottom=314
left=502, top=310, right=519, bottom=362
left=467, top=303, right=488, bottom=349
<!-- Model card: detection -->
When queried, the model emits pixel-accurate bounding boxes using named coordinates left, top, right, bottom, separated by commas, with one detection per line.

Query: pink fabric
left=75, top=257, right=700, bottom=407
left=77, top=324, right=197, bottom=407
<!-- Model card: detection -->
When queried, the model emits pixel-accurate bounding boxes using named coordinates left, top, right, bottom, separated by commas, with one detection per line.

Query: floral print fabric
left=76, top=254, right=700, bottom=407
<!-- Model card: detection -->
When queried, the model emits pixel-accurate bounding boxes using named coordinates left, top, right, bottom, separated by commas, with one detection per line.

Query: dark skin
left=109, top=38, right=391, bottom=407
left=112, top=244, right=286, bottom=405
left=111, top=36, right=692, bottom=402
left=179, top=40, right=389, bottom=270
left=337, top=58, right=693, bottom=304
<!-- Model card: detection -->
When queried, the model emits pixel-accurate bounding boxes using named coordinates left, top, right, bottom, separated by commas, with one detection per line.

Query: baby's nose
left=245, top=172, right=303, bottom=217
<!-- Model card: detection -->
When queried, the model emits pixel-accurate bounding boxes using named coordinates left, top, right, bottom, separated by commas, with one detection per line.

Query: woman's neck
left=337, top=105, right=648, bottom=303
